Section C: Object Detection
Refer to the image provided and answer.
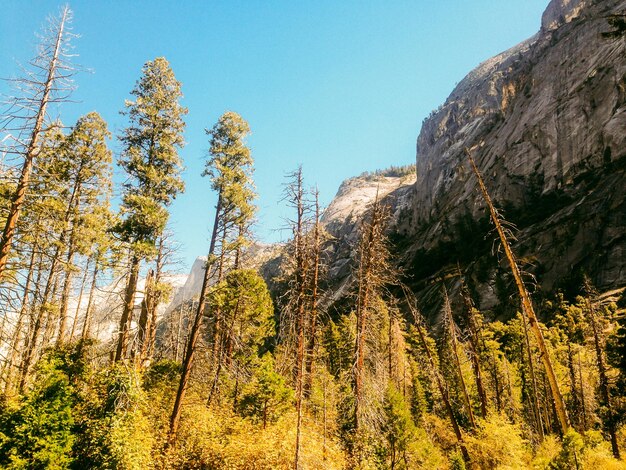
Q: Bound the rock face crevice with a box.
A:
[405,0,626,305]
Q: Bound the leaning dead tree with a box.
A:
[465,146,570,435]
[583,277,620,459]
[0,6,76,279]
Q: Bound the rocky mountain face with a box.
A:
[95,0,625,330]
[251,0,626,320]
[396,0,626,312]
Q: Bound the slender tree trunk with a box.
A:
[19,258,60,391]
[57,246,76,344]
[585,291,620,459]
[146,240,165,360]
[458,274,488,418]
[467,148,569,434]
[135,269,154,361]
[208,296,241,406]
[443,288,476,429]
[0,7,69,278]
[114,255,140,362]
[354,199,381,433]
[522,311,545,440]
[577,350,587,430]
[69,257,90,341]
[567,342,582,430]
[294,169,307,470]
[2,249,36,393]
[80,261,99,340]
[211,223,228,361]
[56,175,84,344]
[304,193,320,398]
[169,193,222,442]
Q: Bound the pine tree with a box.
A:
[114,57,186,362]
[169,111,254,442]
[52,112,113,344]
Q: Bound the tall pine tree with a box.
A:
[114,57,186,362]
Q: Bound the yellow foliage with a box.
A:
[166,402,345,469]
[465,414,529,470]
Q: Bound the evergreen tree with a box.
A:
[238,353,293,429]
[114,57,186,362]
[169,111,254,441]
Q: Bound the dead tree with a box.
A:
[466,147,570,435]
[304,189,322,398]
[354,195,389,433]
[287,167,308,470]
[0,6,76,278]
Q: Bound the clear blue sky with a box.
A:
[1,0,549,272]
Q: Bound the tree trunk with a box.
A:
[585,291,620,459]
[114,255,140,362]
[80,261,99,340]
[69,257,91,341]
[19,257,60,391]
[522,311,545,440]
[135,269,154,362]
[294,169,307,470]
[169,193,222,442]
[304,192,320,398]
[467,148,569,435]
[458,275,488,418]
[443,288,476,429]
[2,249,36,393]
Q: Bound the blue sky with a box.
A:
[1,0,548,272]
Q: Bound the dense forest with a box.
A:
[1,6,626,470]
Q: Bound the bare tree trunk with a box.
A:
[19,257,60,391]
[293,169,307,470]
[304,191,320,399]
[2,248,36,393]
[567,342,582,431]
[69,257,90,341]
[354,198,383,433]
[584,286,620,459]
[114,255,140,362]
[458,273,488,418]
[577,350,587,430]
[466,147,569,435]
[80,261,99,340]
[443,287,476,429]
[211,223,228,361]
[169,193,222,443]
[523,311,545,440]
[57,218,80,344]
[135,268,154,362]
[0,7,70,278]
